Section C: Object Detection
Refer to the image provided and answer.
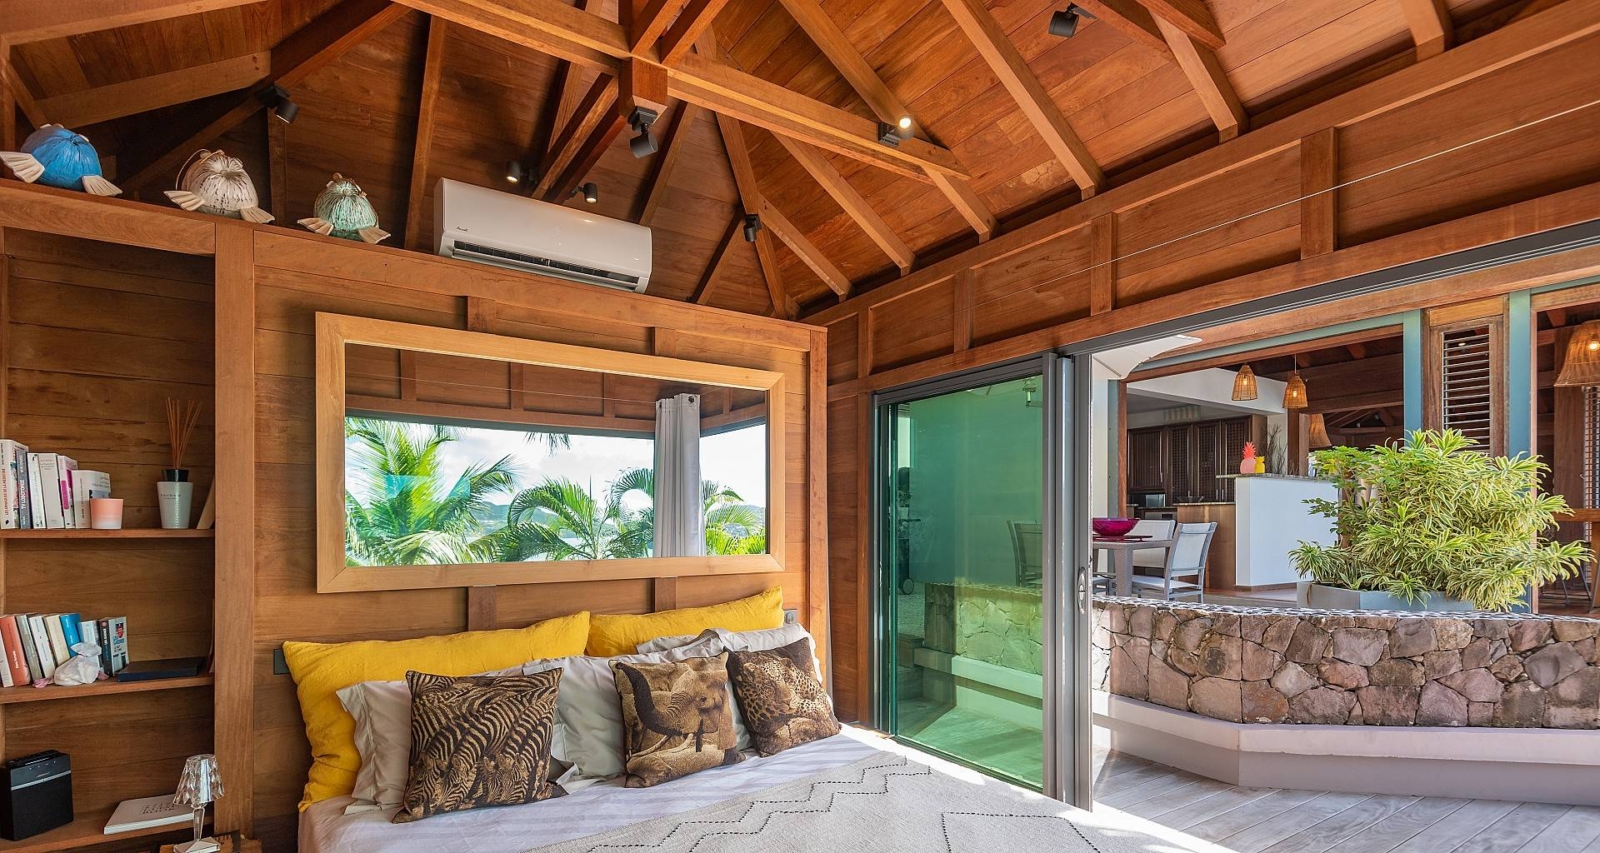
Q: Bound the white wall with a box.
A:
[1235,476,1337,585]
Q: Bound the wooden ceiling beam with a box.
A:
[692,212,741,304]
[774,134,913,274]
[525,0,594,178]
[1,47,44,134]
[37,51,269,129]
[1154,16,1245,140]
[636,101,699,225]
[937,0,1104,195]
[658,0,736,64]
[1398,0,1454,59]
[714,110,794,318]
[626,0,688,54]
[0,0,265,44]
[928,169,996,241]
[761,197,851,297]
[1070,0,1172,55]
[117,0,406,192]
[544,106,625,201]
[403,16,448,250]
[1139,0,1225,49]
[532,74,619,198]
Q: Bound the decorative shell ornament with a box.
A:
[299,173,389,243]
[165,149,273,223]
[0,124,121,196]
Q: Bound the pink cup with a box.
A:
[89,498,124,530]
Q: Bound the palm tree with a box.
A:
[607,467,767,556]
[344,417,517,565]
[472,478,641,561]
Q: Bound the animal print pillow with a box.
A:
[392,669,564,823]
[610,653,743,787]
[726,638,840,756]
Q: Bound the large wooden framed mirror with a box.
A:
[315,313,786,592]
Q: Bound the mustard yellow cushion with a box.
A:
[283,611,590,809]
[586,588,784,657]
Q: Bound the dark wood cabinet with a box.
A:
[1127,417,1256,505]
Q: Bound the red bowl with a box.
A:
[1092,517,1138,537]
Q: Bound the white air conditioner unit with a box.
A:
[433,178,652,293]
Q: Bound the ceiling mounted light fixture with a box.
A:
[1308,413,1332,449]
[1555,320,1600,386]
[628,106,660,158]
[256,83,299,123]
[877,122,903,147]
[1283,355,1309,410]
[1231,364,1258,401]
[504,160,525,184]
[1048,3,1095,37]
[742,213,762,242]
[571,182,598,204]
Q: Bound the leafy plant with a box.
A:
[1290,429,1588,611]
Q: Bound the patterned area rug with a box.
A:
[530,754,1164,853]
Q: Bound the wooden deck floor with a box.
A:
[1093,747,1600,852]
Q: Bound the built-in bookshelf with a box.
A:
[0,229,217,853]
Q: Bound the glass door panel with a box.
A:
[881,373,1045,788]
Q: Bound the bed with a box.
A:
[300,726,1225,853]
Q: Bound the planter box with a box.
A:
[1297,582,1476,612]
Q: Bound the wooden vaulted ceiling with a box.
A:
[0,0,1543,319]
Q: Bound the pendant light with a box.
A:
[1308,413,1332,448]
[1555,320,1600,386]
[1231,364,1258,401]
[1283,355,1309,409]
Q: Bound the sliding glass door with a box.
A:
[875,358,1081,796]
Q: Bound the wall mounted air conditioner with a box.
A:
[433,178,652,293]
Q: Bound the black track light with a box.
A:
[1048,3,1094,37]
[742,213,762,243]
[628,106,660,158]
[571,182,599,204]
[877,122,902,147]
[505,160,525,184]
[257,83,299,124]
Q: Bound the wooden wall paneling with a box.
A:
[0,183,215,255]
[1300,127,1338,258]
[1089,213,1115,315]
[872,284,956,371]
[971,230,1092,344]
[953,268,974,351]
[806,327,829,679]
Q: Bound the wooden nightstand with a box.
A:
[157,832,256,853]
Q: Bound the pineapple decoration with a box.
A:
[299,173,389,243]
[1239,442,1259,475]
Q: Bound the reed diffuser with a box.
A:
[159,399,203,529]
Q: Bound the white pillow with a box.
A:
[523,635,734,788]
[336,661,525,811]
[637,624,820,676]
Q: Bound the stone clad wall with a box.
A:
[1092,597,1600,728]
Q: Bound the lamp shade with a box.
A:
[1555,320,1600,387]
[174,754,223,806]
[1308,413,1332,448]
[1283,370,1308,409]
[1231,365,1258,401]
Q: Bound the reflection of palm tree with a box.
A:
[473,478,635,561]
[608,467,766,556]
[344,418,516,565]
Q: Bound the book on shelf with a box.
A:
[104,616,128,674]
[26,454,46,530]
[0,616,28,686]
[57,454,76,529]
[104,793,190,834]
[26,615,55,680]
[0,440,25,529]
[14,614,42,682]
[43,615,69,665]
[115,656,203,682]
[70,470,110,528]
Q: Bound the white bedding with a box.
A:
[300,726,1229,853]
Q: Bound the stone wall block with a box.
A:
[1440,668,1504,703]
[1473,618,1511,640]
[1319,660,1369,690]
[1243,681,1290,723]
[1433,619,1474,651]
[1152,612,1178,643]
[1198,634,1243,680]
[1213,613,1241,638]
[1290,686,1356,724]
[1262,617,1299,653]
[1271,662,1319,698]
[1110,646,1149,701]
[1424,650,1463,680]
[1468,701,1496,726]
[1331,628,1386,666]
[1173,618,1212,653]
[1524,642,1586,689]
[1286,622,1331,663]
[1241,615,1267,644]
[1494,682,1546,727]
[1491,655,1524,683]
[1129,606,1154,639]
[1242,641,1284,681]
[1417,682,1469,726]
[1553,621,1599,643]
[1355,685,1420,726]
[1369,659,1425,687]
[1509,620,1553,652]
[1148,659,1190,710]
[1462,637,1494,670]
[1191,677,1243,722]
[1388,620,1436,658]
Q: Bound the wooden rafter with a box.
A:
[1154,16,1245,140]
[937,0,1104,194]
[626,0,688,53]
[928,170,996,241]
[524,0,593,175]
[267,104,288,216]
[1,44,45,148]
[761,198,851,297]
[1398,0,1453,59]
[404,16,448,249]
[692,212,741,304]
[0,0,265,44]
[118,0,407,192]
[635,101,699,224]
[714,109,793,318]
[774,134,913,274]
[532,74,618,197]
[1069,0,1171,54]
[658,0,736,64]
[37,51,269,128]
[1140,0,1225,49]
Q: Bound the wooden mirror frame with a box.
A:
[315,313,787,593]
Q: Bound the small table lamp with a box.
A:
[172,754,223,853]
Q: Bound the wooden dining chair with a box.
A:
[1130,521,1216,602]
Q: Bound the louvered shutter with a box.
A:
[1441,326,1494,448]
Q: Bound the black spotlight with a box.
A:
[505,160,525,185]
[876,121,902,148]
[628,107,660,158]
[1048,3,1094,37]
[256,83,299,123]
[742,213,762,243]
[572,182,599,204]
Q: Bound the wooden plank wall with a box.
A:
[244,230,825,838]
[0,231,217,830]
[815,22,1600,723]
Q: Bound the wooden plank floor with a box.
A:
[1091,745,1600,852]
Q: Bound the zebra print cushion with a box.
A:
[611,653,744,788]
[727,638,840,756]
[392,669,564,823]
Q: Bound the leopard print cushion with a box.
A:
[611,653,743,788]
[726,638,840,756]
[393,669,564,823]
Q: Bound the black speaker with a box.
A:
[1,750,72,841]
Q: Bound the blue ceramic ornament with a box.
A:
[166,149,273,223]
[0,124,121,196]
[299,173,388,243]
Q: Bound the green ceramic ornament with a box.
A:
[298,173,388,243]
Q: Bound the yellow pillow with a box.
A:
[586,588,784,657]
[283,611,589,809]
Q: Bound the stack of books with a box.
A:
[0,440,111,530]
[0,614,127,686]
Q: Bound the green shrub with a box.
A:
[1290,429,1588,611]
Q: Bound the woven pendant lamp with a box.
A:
[1308,413,1332,448]
[1283,355,1309,409]
[1555,320,1600,387]
[1232,364,1258,401]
